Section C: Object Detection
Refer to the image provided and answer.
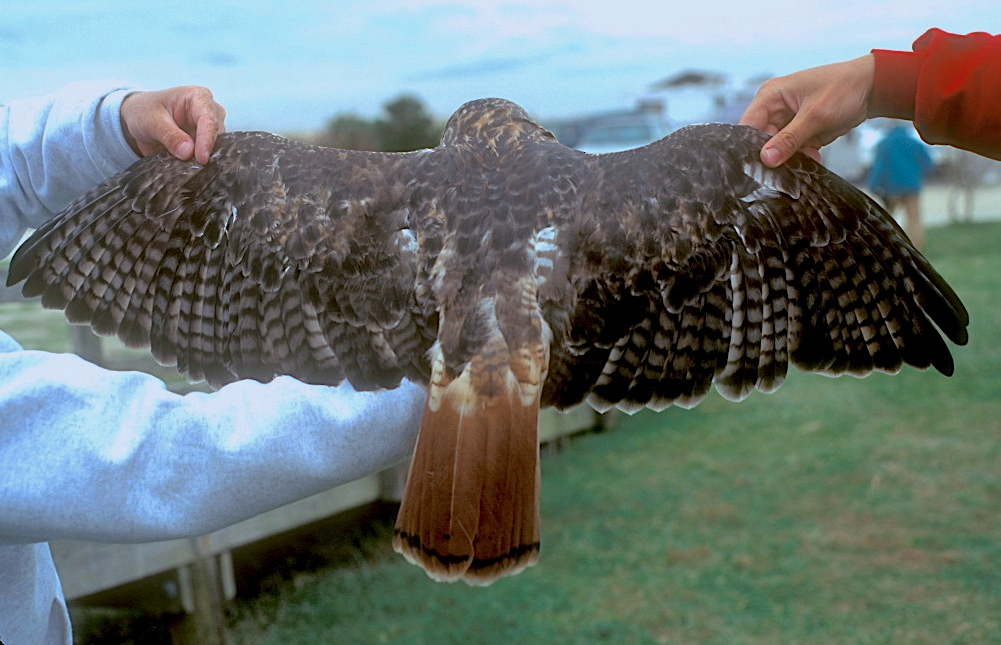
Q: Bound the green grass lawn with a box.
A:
[0,299,208,392]
[226,222,1001,645]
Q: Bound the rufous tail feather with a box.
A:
[393,330,544,585]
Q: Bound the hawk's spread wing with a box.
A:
[9,132,437,389]
[541,123,968,413]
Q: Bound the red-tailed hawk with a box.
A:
[8,98,968,585]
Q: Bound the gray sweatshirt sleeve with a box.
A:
[0,80,138,257]
[0,331,424,544]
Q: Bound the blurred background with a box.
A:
[2,1,993,131]
[6,1,999,187]
[4,1,1000,180]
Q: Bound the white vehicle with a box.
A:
[575,114,672,154]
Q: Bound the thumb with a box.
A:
[760,127,804,168]
[162,129,195,160]
[759,104,827,167]
[141,114,195,160]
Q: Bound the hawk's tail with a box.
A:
[393,328,544,585]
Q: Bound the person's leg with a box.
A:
[901,193,923,250]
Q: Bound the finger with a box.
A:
[192,108,226,165]
[193,114,220,165]
[185,92,226,165]
[737,103,769,130]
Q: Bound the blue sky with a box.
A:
[2,1,996,132]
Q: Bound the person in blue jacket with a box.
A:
[868,122,935,249]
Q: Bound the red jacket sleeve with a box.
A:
[869,28,1001,160]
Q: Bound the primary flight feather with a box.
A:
[8,98,968,585]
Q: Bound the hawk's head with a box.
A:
[440,98,556,151]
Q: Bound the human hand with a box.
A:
[739,55,875,167]
[120,86,227,165]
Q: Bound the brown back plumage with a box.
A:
[8,98,968,585]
